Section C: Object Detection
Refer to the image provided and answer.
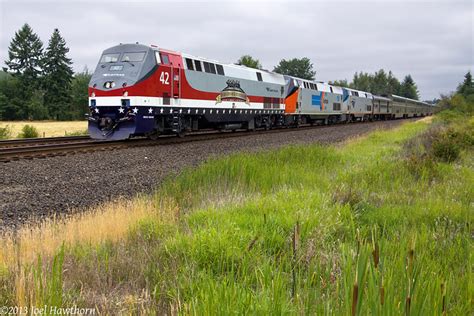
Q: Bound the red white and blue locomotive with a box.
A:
[88,43,434,140]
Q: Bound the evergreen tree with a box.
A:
[4,23,44,83]
[399,75,419,100]
[457,71,473,96]
[273,57,316,80]
[43,28,74,120]
[237,55,262,69]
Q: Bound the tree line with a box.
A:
[0,24,91,121]
[237,55,421,100]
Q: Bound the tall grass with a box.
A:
[0,115,471,314]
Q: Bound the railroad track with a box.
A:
[0,135,91,149]
[0,119,419,163]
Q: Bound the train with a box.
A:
[87,43,435,140]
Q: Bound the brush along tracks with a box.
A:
[0,119,418,163]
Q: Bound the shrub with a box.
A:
[432,133,461,162]
[0,125,11,139]
[18,124,39,138]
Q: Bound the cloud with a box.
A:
[0,0,472,99]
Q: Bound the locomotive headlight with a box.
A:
[91,92,95,97]
[111,81,116,88]
[123,91,128,97]
[104,82,111,89]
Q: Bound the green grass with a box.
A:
[1,115,472,314]
[140,118,471,314]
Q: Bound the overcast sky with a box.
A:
[0,0,472,100]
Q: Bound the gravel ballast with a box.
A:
[0,119,413,228]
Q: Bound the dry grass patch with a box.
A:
[0,121,87,138]
[0,196,173,270]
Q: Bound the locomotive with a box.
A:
[87,43,434,140]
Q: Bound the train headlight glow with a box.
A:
[104,82,111,89]
[123,91,128,97]
[91,92,95,97]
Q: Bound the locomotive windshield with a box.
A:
[121,52,146,62]
[100,53,120,63]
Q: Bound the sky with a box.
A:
[0,0,472,100]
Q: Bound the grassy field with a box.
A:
[0,111,472,314]
[0,120,87,138]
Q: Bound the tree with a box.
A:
[0,75,26,120]
[329,79,350,88]
[386,71,401,96]
[42,28,74,120]
[351,72,372,92]
[457,71,473,96]
[237,55,262,69]
[27,89,49,120]
[273,57,316,80]
[71,67,92,118]
[4,23,43,84]
[399,75,419,100]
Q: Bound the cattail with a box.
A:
[263,213,267,224]
[352,283,359,316]
[291,221,300,299]
[247,236,259,251]
[405,296,411,316]
[380,286,385,306]
[441,282,446,315]
[293,221,300,256]
[372,243,380,269]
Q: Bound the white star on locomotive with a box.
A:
[94,108,99,113]
[132,107,138,114]
[148,108,153,114]
[118,107,124,114]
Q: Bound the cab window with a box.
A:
[121,52,146,62]
[100,53,120,63]
[161,54,170,65]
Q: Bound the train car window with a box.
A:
[333,103,341,111]
[256,72,263,81]
[209,63,217,74]
[354,92,359,97]
[160,54,170,65]
[330,87,333,93]
[203,61,211,73]
[122,52,146,62]
[100,53,120,63]
[216,64,225,75]
[194,60,202,72]
[185,58,194,70]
